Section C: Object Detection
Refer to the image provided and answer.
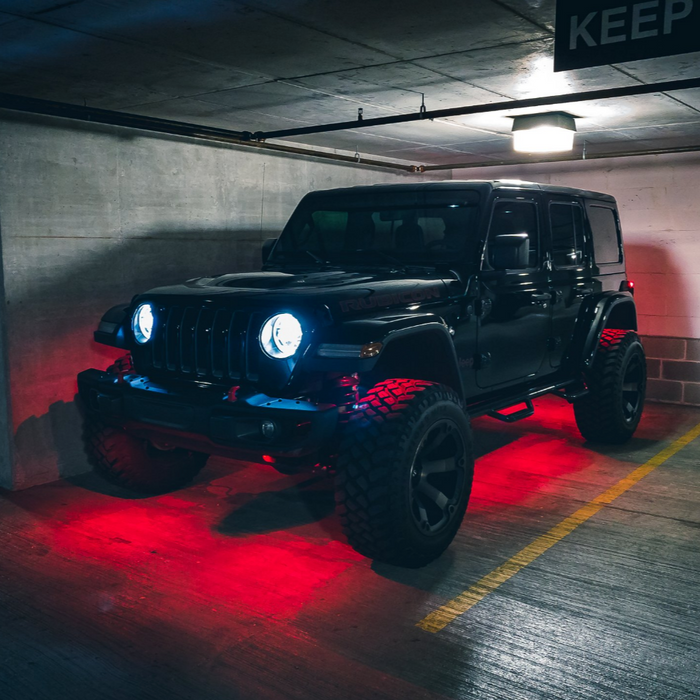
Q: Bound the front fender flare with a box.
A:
[303,314,463,399]
[94,303,131,348]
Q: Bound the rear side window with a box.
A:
[588,205,622,264]
[488,200,539,269]
[549,202,584,267]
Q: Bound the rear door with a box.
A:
[476,194,551,388]
[546,196,590,368]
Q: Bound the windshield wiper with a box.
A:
[268,250,336,269]
[302,250,329,266]
[349,251,438,274]
[349,250,408,273]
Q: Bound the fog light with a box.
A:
[261,420,278,439]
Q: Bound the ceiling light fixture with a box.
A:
[511,112,576,153]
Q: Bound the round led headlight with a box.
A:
[260,313,303,359]
[132,303,155,344]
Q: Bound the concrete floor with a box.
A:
[1,397,699,700]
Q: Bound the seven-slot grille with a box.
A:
[149,305,253,381]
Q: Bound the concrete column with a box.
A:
[0,215,14,489]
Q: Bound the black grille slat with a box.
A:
[210,309,230,379]
[179,307,197,373]
[195,308,215,376]
[228,312,248,380]
[151,306,166,369]
[146,304,248,382]
[165,306,183,371]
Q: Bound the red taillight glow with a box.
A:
[262,455,276,464]
[620,279,635,295]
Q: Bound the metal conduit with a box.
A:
[0,92,415,172]
[250,76,700,141]
[3,83,700,173]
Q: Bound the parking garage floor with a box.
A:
[1,397,699,700]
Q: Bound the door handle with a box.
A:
[572,287,593,299]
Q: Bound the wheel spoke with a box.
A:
[421,457,457,475]
[415,501,430,529]
[625,401,635,416]
[622,382,638,392]
[418,481,448,511]
[422,424,449,457]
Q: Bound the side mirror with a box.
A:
[262,238,277,265]
[489,233,529,270]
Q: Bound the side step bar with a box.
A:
[468,379,588,420]
[488,399,535,423]
[552,385,589,403]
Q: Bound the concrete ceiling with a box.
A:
[0,0,699,167]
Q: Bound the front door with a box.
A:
[476,196,551,388]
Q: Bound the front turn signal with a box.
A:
[360,342,383,359]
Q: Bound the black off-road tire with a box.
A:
[574,329,647,444]
[335,379,474,567]
[84,419,208,493]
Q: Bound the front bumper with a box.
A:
[77,369,338,460]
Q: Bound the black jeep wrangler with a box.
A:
[78,180,646,566]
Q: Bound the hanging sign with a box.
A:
[554,0,700,71]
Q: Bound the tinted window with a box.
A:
[550,203,584,267]
[273,199,481,266]
[488,200,539,269]
[588,205,621,264]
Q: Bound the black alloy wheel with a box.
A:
[409,418,468,536]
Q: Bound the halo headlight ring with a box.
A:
[260,313,303,359]
[132,303,155,345]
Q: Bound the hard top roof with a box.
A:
[304,179,616,203]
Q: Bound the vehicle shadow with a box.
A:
[4,212,280,490]
[216,473,336,537]
[213,429,522,539]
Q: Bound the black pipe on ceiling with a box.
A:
[0,92,415,172]
[3,89,700,174]
[250,76,700,141]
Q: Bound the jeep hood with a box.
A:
[137,269,455,318]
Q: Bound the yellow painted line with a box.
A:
[417,420,700,634]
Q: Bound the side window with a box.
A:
[487,200,539,270]
[549,202,584,267]
[587,205,622,264]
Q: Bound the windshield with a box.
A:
[270,192,482,268]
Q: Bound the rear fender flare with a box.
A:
[569,292,638,371]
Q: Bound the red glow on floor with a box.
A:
[6,394,679,635]
[469,398,633,509]
[42,476,363,621]
[190,540,359,618]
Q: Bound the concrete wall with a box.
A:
[452,151,700,406]
[0,112,428,489]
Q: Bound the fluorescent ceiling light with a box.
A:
[512,112,576,153]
